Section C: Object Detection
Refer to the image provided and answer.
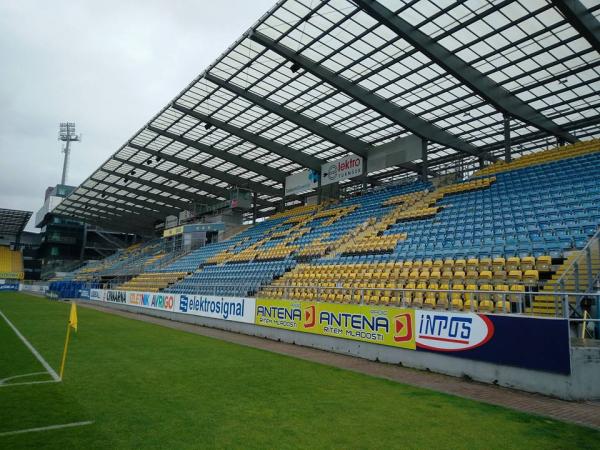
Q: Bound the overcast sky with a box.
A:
[0,0,275,231]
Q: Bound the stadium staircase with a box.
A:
[531,229,600,316]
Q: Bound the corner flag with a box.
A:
[69,302,78,332]
[60,302,78,379]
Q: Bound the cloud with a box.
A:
[0,0,274,231]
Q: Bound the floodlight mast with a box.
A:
[58,122,81,185]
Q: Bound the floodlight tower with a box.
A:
[58,122,81,185]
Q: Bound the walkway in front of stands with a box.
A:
[79,302,600,430]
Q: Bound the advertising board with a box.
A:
[175,295,255,323]
[321,155,363,186]
[255,299,415,349]
[285,169,319,196]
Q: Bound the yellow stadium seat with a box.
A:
[424,282,438,308]
[436,284,450,310]
[454,259,466,270]
[506,257,520,272]
[450,283,464,310]
[413,282,427,308]
[509,284,526,309]
[465,270,479,284]
[492,257,505,271]
[464,284,478,311]
[478,284,494,312]
[523,270,539,286]
[520,256,535,271]
[508,270,523,284]
[466,258,479,271]
[535,255,552,271]
[478,257,492,272]
[404,281,416,305]
[492,270,507,284]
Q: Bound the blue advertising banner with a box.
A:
[0,283,19,291]
[415,311,571,375]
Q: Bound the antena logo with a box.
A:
[393,313,413,342]
[304,305,316,328]
[416,311,494,352]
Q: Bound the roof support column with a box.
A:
[421,139,429,181]
[478,156,485,170]
[503,114,512,163]
[556,137,566,147]
[252,192,258,225]
[281,179,286,213]
[79,223,88,261]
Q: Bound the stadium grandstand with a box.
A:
[0,208,30,282]
[28,0,600,399]
[48,0,600,312]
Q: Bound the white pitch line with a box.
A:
[0,371,48,385]
[0,420,94,437]
[0,310,60,382]
[0,379,60,388]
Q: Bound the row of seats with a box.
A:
[118,272,186,292]
[0,246,24,280]
[169,260,295,296]
[475,139,600,176]
[261,282,526,313]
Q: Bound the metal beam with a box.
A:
[112,156,274,207]
[113,156,229,201]
[171,103,324,171]
[127,142,283,198]
[63,197,164,222]
[553,0,600,55]
[78,186,181,217]
[249,30,497,163]
[355,0,578,144]
[205,73,369,157]
[204,73,438,177]
[54,207,153,233]
[92,172,216,209]
[146,125,286,183]
[372,113,600,182]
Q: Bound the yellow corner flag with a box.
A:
[60,302,78,379]
[69,302,78,332]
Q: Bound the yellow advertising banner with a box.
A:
[163,225,184,238]
[255,298,415,350]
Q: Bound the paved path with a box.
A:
[79,302,600,430]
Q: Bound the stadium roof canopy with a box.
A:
[54,0,600,233]
[0,208,32,238]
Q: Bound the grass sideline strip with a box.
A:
[1,292,599,449]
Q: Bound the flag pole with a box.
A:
[60,302,78,380]
[59,322,72,380]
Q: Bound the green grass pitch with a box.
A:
[0,292,598,449]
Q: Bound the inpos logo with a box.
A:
[416,311,494,351]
